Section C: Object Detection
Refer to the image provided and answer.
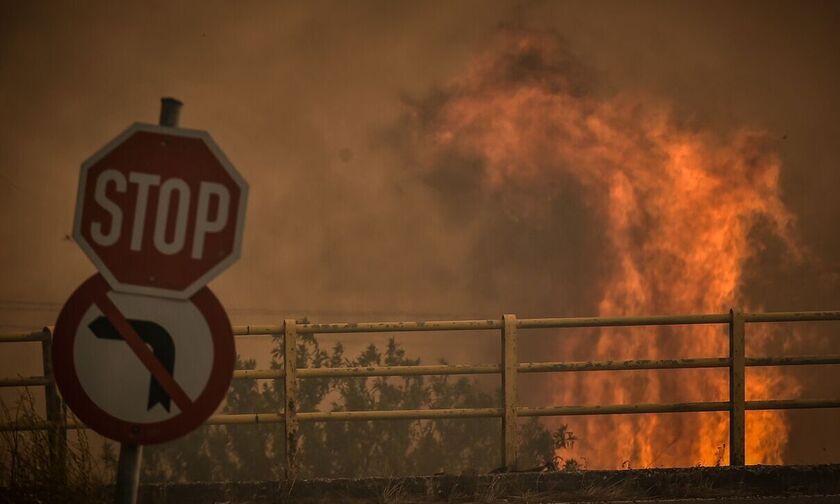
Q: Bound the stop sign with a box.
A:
[73,123,248,299]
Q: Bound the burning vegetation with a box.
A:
[420,30,803,467]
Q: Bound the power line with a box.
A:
[0,299,475,320]
[0,300,62,312]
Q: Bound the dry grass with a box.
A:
[0,390,108,504]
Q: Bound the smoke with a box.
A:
[1,1,839,467]
[405,28,804,467]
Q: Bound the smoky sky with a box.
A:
[1,1,839,465]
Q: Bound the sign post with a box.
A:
[115,98,177,504]
[53,97,247,504]
[114,443,141,504]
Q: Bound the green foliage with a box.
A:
[137,356,279,482]
[135,335,568,482]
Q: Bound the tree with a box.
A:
[135,335,566,481]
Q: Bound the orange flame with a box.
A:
[431,32,801,467]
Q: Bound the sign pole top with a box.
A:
[159,97,183,128]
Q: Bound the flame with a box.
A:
[429,32,801,467]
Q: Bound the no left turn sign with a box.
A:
[52,274,235,444]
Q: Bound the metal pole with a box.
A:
[158,97,182,128]
[114,443,142,504]
[41,327,66,481]
[283,319,299,480]
[114,96,182,504]
[729,309,746,466]
[501,314,518,470]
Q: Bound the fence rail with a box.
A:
[2,310,840,478]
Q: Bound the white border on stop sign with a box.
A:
[73,123,249,300]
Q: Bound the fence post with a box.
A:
[283,319,299,480]
[502,314,518,470]
[729,309,746,466]
[40,327,66,478]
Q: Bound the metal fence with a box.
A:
[2,309,840,479]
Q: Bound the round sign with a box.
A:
[73,123,248,299]
[53,274,235,444]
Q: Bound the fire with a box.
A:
[428,31,801,467]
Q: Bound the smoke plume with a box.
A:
[407,29,806,467]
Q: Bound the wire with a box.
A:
[0,299,471,317]
[0,299,475,320]
[0,300,63,312]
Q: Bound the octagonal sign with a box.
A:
[74,123,248,299]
